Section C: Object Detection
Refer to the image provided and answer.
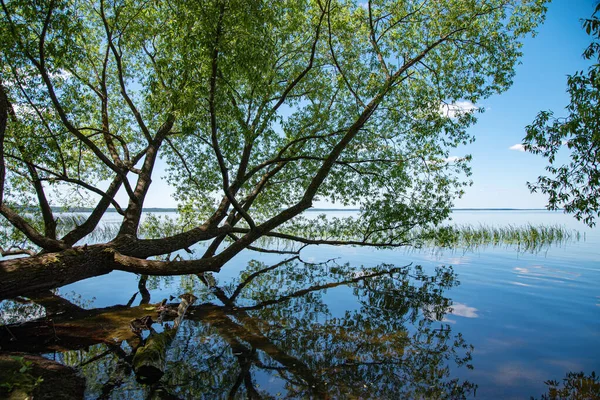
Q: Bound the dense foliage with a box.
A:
[0,0,547,295]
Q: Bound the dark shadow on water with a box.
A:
[1,258,477,399]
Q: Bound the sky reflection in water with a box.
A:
[1,210,599,399]
[2,259,475,399]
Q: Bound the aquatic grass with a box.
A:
[77,223,120,244]
[417,224,579,253]
[65,211,580,256]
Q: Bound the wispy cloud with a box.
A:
[511,141,567,152]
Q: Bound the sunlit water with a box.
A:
[1,210,598,399]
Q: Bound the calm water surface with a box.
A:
[1,210,598,399]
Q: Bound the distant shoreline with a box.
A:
[53,207,558,213]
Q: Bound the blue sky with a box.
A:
[453,0,596,208]
[140,0,596,209]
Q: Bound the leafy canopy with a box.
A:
[0,0,547,262]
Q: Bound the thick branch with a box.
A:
[0,246,113,299]
[118,115,174,236]
[112,223,232,259]
[0,243,228,299]
[0,205,66,252]
[112,252,221,276]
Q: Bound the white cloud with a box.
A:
[509,143,526,152]
[511,141,567,152]
[440,100,478,119]
[449,302,479,318]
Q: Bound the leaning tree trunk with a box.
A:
[0,242,223,300]
[0,246,115,300]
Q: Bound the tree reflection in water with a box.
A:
[0,258,476,399]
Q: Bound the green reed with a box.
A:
[417,224,580,253]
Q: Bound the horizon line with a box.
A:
[57,207,558,212]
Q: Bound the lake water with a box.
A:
[1,210,599,399]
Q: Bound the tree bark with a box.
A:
[0,245,221,300]
[0,246,114,300]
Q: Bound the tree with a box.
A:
[524,4,600,227]
[0,0,547,299]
